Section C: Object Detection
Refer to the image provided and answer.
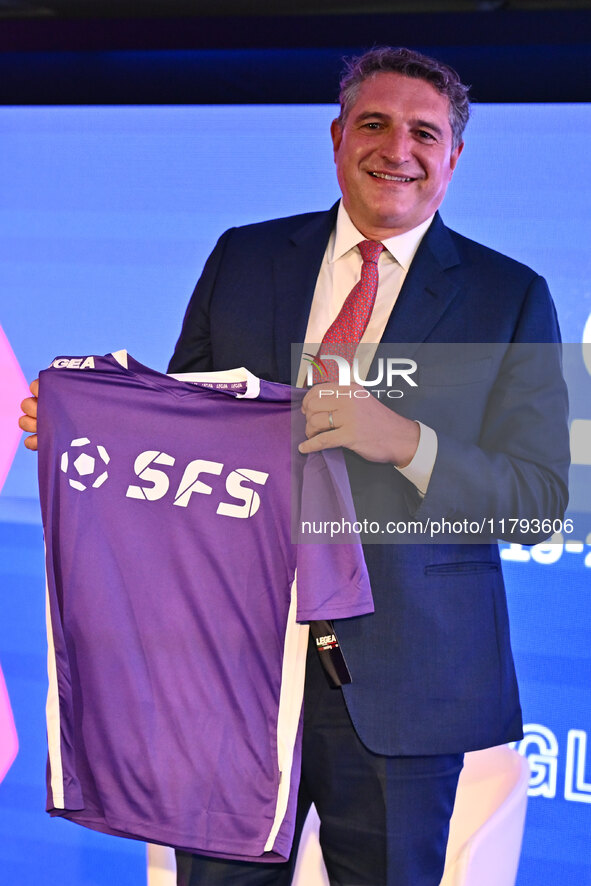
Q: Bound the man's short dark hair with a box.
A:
[337,47,471,150]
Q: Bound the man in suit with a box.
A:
[21,46,569,886]
[166,46,568,886]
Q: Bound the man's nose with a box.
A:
[379,128,411,164]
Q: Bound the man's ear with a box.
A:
[330,118,343,158]
[449,140,464,175]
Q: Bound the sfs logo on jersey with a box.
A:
[61,438,110,491]
[126,451,268,519]
[60,440,268,519]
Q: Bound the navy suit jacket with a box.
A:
[169,205,569,756]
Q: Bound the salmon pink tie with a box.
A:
[315,240,384,384]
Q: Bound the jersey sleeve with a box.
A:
[294,448,373,622]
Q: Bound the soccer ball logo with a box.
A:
[60,437,110,492]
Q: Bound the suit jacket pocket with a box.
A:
[424,561,500,575]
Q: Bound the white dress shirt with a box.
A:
[298,201,437,495]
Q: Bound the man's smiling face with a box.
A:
[331,71,463,240]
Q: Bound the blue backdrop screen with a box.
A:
[0,103,590,885]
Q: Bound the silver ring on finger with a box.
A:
[328,411,335,430]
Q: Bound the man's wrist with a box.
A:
[392,419,421,469]
[395,422,438,496]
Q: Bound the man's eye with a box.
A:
[417,129,436,141]
[362,121,382,130]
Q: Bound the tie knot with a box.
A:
[358,239,384,264]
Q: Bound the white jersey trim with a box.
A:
[169,367,260,398]
[111,349,128,369]
[45,547,65,809]
[264,572,309,852]
[112,349,262,398]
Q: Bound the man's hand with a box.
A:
[299,383,420,466]
[19,379,39,451]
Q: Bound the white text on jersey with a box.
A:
[125,450,269,519]
[51,357,95,370]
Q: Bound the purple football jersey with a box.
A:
[38,352,372,862]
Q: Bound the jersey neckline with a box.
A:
[108,350,262,399]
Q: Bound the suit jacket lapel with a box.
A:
[272,203,339,383]
[380,213,462,353]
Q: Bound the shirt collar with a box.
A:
[331,201,435,272]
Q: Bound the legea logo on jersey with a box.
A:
[51,357,95,370]
[60,438,110,491]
